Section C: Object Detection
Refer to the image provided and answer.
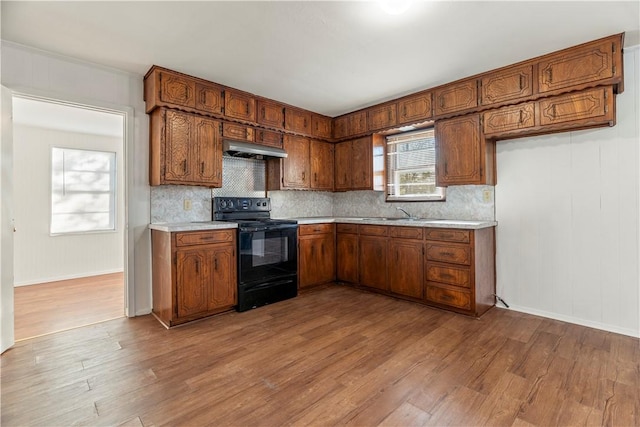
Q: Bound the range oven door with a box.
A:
[238,225,298,286]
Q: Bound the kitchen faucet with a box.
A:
[396,207,414,218]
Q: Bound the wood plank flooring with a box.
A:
[1,285,638,426]
[13,272,124,340]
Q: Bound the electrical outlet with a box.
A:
[183,199,192,211]
[483,190,492,203]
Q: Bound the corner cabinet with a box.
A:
[267,136,334,191]
[149,108,222,187]
[151,229,237,327]
[298,224,336,289]
[435,114,495,186]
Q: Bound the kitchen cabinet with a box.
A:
[388,227,424,299]
[358,225,388,291]
[298,224,335,289]
[151,229,237,327]
[483,86,615,139]
[222,122,254,142]
[332,111,367,140]
[149,108,222,187]
[310,140,334,190]
[435,113,495,186]
[311,114,332,140]
[144,68,196,113]
[434,78,478,117]
[255,129,283,148]
[336,223,358,284]
[257,99,285,130]
[225,88,256,122]
[195,82,225,115]
[281,134,310,189]
[424,227,494,317]
[367,103,397,131]
[334,136,379,191]
[285,107,312,135]
[480,65,533,106]
[537,38,619,94]
[397,91,433,125]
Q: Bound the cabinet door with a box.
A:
[176,248,209,317]
[539,86,613,127]
[351,137,372,190]
[285,108,312,135]
[367,103,397,131]
[164,110,194,183]
[310,140,334,190]
[257,100,285,130]
[222,122,254,142]
[195,82,224,114]
[388,239,424,299]
[538,40,615,94]
[480,65,533,106]
[316,234,336,285]
[436,114,486,186]
[159,71,196,108]
[398,92,433,125]
[483,103,535,136]
[311,114,332,140]
[434,79,478,116]
[298,238,316,288]
[333,116,349,140]
[336,232,358,283]
[349,111,367,136]
[225,89,256,122]
[334,142,351,191]
[255,129,283,148]
[282,135,310,188]
[194,117,222,186]
[359,236,387,290]
[208,245,237,309]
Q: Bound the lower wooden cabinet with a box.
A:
[151,229,237,327]
[358,225,388,291]
[298,224,336,289]
[388,227,424,299]
[336,224,359,284]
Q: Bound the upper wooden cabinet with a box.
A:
[480,65,533,106]
[222,122,254,142]
[195,82,224,115]
[255,128,283,148]
[334,136,375,191]
[281,134,310,189]
[225,89,256,122]
[267,135,334,191]
[310,140,334,191]
[434,79,478,117]
[333,111,367,140]
[149,108,222,187]
[537,38,620,94]
[367,103,397,132]
[257,99,285,130]
[311,114,332,139]
[398,92,433,125]
[145,68,195,113]
[435,114,495,186]
[285,107,312,135]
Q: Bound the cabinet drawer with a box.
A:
[299,223,334,235]
[389,226,423,240]
[255,129,283,148]
[426,264,471,288]
[222,122,254,142]
[483,102,535,136]
[337,223,358,234]
[425,228,471,243]
[358,225,388,236]
[426,284,471,310]
[426,243,471,265]
[175,230,234,247]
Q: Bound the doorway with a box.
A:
[11,96,127,340]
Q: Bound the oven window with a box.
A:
[252,233,289,267]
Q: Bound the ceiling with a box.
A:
[2,1,639,117]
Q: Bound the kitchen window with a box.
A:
[50,147,117,234]
[386,128,445,201]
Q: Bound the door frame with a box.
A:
[9,88,135,318]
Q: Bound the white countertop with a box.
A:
[149,221,238,232]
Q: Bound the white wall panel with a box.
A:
[496,48,639,337]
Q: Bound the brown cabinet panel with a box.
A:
[164,110,193,183]
[333,116,349,140]
[176,229,234,247]
[257,99,285,129]
[481,65,533,106]
[389,226,423,240]
[367,103,397,131]
[285,108,312,135]
[176,248,210,318]
[299,223,334,236]
[208,246,236,309]
[426,264,471,288]
[282,135,310,189]
[538,40,615,94]
[359,225,388,237]
[388,239,424,299]
[483,102,535,136]
[310,140,334,190]
[426,284,471,311]
[194,117,222,186]
[349,111,368,135]
[159,71,196,109]
[222,122,254,142]
[359,236,387,291]
[225,89,256,122]
[299,225,335,289]
[434,79,478,116]
[255,129,283,148]
[334,141,351,191]
[337,223,358,234]
[425,228,471,244]
[426,243,471,265]
[312,114,332,139]
[336,232,358,284]
[398,92,433,125]
[195,82,224,115]
[539,86,613,126]
[351,137,373,190]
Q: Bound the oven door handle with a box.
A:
[241,225,297,232]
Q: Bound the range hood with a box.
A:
[223,139,288,158]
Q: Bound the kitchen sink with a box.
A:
[361,217,426,221]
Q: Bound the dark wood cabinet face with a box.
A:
[398,92,433,124]
[164,110,193,183]
[388,239,424,299]
[176,248,210,318]
[539,86,613,126]
[298,225,335,288]
[195,82,224,114]
[435,114,485,186]
[159,72,196,108]
[367,103,397,131]
[351,137,372,190]
[195,117,222,186]
[312,115,332,139]
[359,236,387,290]
[282,135,310,188]
[257,100,285,129]
[434,80,478,116]
[222,122,254,142]
[310,140,334,190]
[334,142,351,191]
[285,108,312,134]
[208,246,236,309]
[483,103,535,136]
[336,232,358,283]
[225,89,256,122]
[481,65,533,105]
[255,129,283,148]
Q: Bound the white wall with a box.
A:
[1,41,152,315]
[13,124,124,285]
[495,47,640,337]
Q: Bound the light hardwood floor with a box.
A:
[1,285,638,426]
[14,272,124,340]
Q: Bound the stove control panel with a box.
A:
[213,197,271,213]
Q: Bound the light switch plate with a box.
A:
[483,190,492,203]
[183,199,192,211]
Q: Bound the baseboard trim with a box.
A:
[14,269,124,287]
[504,304,639,338]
